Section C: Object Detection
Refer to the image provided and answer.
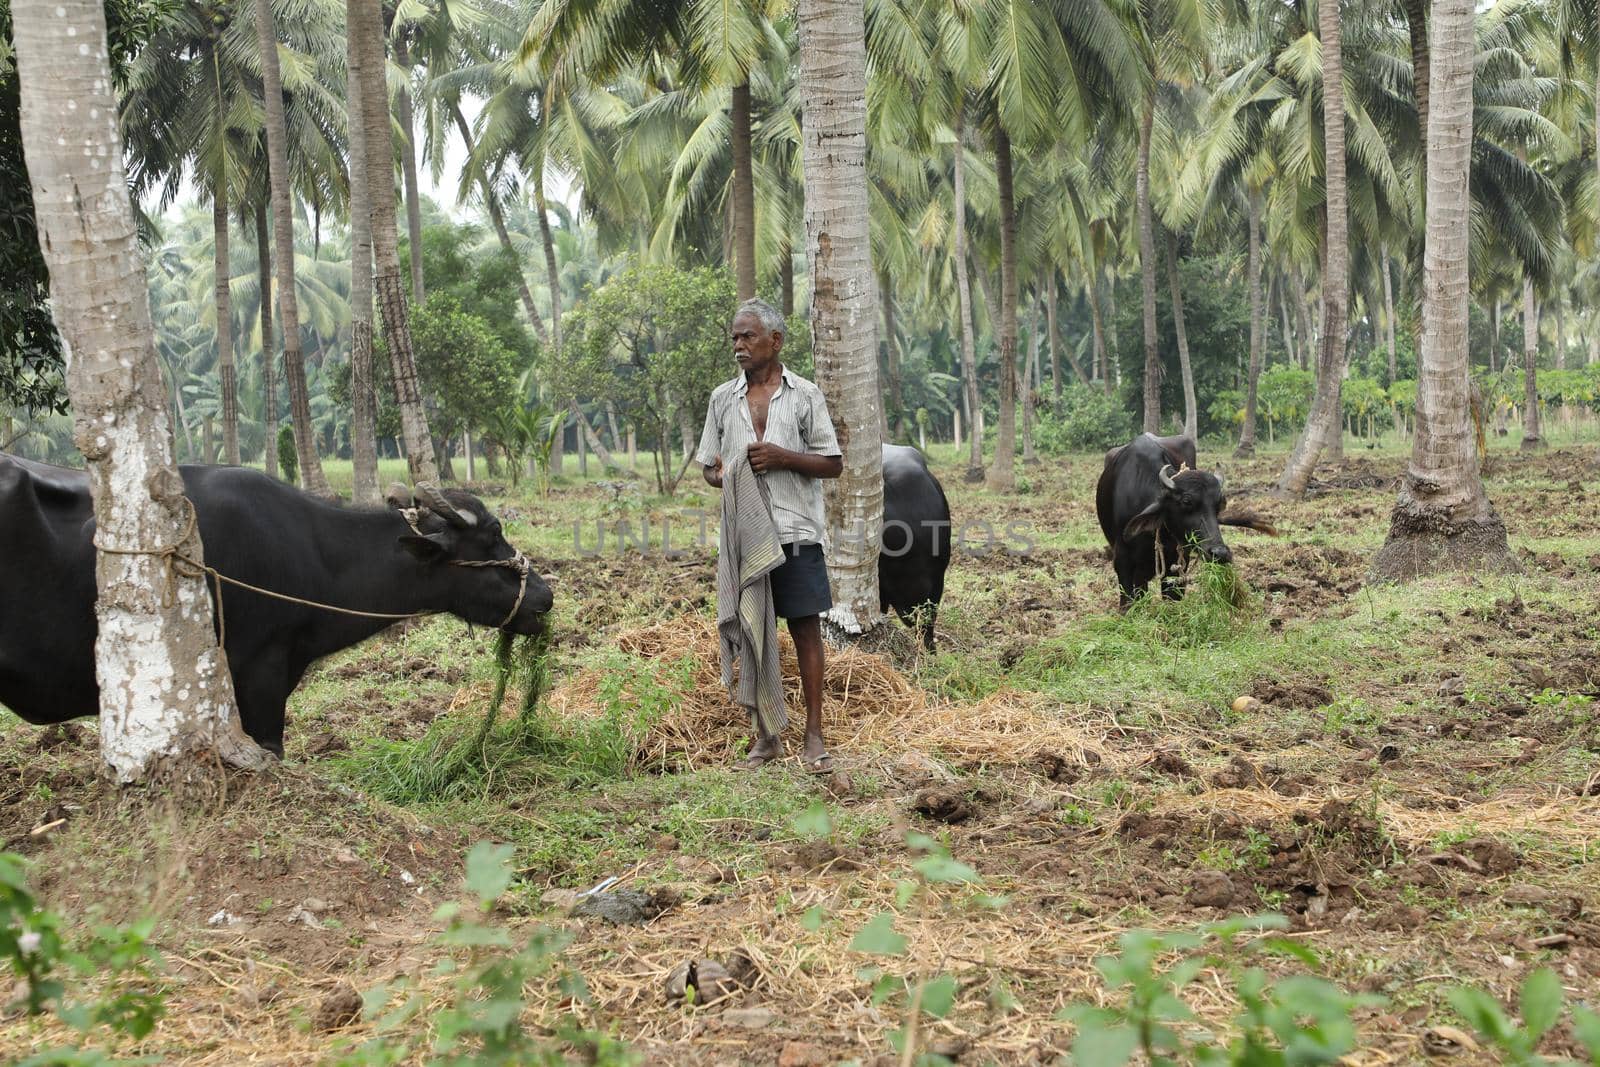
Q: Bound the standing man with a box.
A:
[698,298,843,772]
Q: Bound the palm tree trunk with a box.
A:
[1047,271,1062,398]
[255,0,329,496]
[985,120,1018,492]
[1165,231,1197,441]
[1279,274,1297,369]
[1374,0,1515,579]
[1276,0,1350,497]
[1405,0,1429,159]
[13,0,269,779]
[952,103,983,481]
[1237,188,1264,456]
[1492,296,1501,372]
[880,267,903,438]
[351,0,436,482]
[1021,295,1038,464]
[798,0,882,632]
[347,2,379,504]
[1555,286,1566,370]
[1091,273,1111,394]
[1137,95,1160,433]
[1521,276,1543,449]
[393,36,425,306]
[1382,240,1397,384]
[255,203,278,480]
[780,240,795,317]
[214,175,240,466]
[731,80,758,301]
[534,167,562,352]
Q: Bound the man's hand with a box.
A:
[746,441,789,474]
[703,458,724,488]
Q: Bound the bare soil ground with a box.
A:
[3,442,1599,1065]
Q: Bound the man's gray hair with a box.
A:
[735,298,785,337]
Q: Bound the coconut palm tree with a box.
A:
[254,0,332,495]
[351,0,437,480]
[13,0,270,779]
[1373,0,1517,579]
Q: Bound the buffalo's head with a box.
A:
[1123,465,1275,565]
[386,483,554,633]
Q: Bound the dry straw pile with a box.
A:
[543,614,1125,773]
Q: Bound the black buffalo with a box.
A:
[879,443,952,649]
[1095,433,1272,606]
[0,454,552,755]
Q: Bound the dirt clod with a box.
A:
[1186,869,1236,909]
[1464,838,1520,876]
[314,984,363,1032]
[1150,749,1194,777]
[912,785,975,824]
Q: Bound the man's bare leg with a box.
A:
[789,614,829,770]
[734,727,782,770]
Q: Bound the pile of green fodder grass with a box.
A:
[1123,560,1258,647]
[342,628,558,804]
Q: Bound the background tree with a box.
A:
[1373,0,1519,579]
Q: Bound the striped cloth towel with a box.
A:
[716,450,787,740]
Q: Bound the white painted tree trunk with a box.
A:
[1373,0,1515,579]
[14,0,270,781]
[798,0,882,634]
[1521,275,1543,449]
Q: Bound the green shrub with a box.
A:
[277,424,298,484]
[1035,384,1134,453]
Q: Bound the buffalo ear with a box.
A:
[386,482,415,510]
[399,531,450,561]
[1220,512,1279,536]
[1122,499,1164,540]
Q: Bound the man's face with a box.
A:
[731,311,783,373]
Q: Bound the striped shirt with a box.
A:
[715,450,788,740]
[696,366,842,545]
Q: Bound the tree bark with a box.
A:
[1237,189,1264,456]
[731,80,758,301]
[351,0,436,482]
[798,0,882,632]
[214,171,240,467]
[255,203,278,480]
[952,103,983,481]
[14,0,270,780]
[1279,273,1297,369]
[1406,0,1429,161]
[1521,275,1543,449]
[1166,231,1198,441]
[393,36,425,306]
[1276,0,1350,499]
[985,120,1017,492]
[534,167,563,352]
[1021,295,1038,464]
[780,241,795,317]
[347,0,379,504]
[880,267,903,438]
[255,0,329,496]
[1047,271,1062,398]
[1382,241,1398,384]
[1492,296,1501,372]
[1554,285,1566,370]
[1374,0,1516,579]
[1137,95,1160,433]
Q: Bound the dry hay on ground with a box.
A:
[542,615,1128,772]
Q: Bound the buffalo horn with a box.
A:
[1214,471,1225,492]
[1158,464,1177,490]
[416,482,477,527]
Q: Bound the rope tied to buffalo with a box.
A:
[93,496,534,652]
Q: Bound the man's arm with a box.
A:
[746,443,841,478]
